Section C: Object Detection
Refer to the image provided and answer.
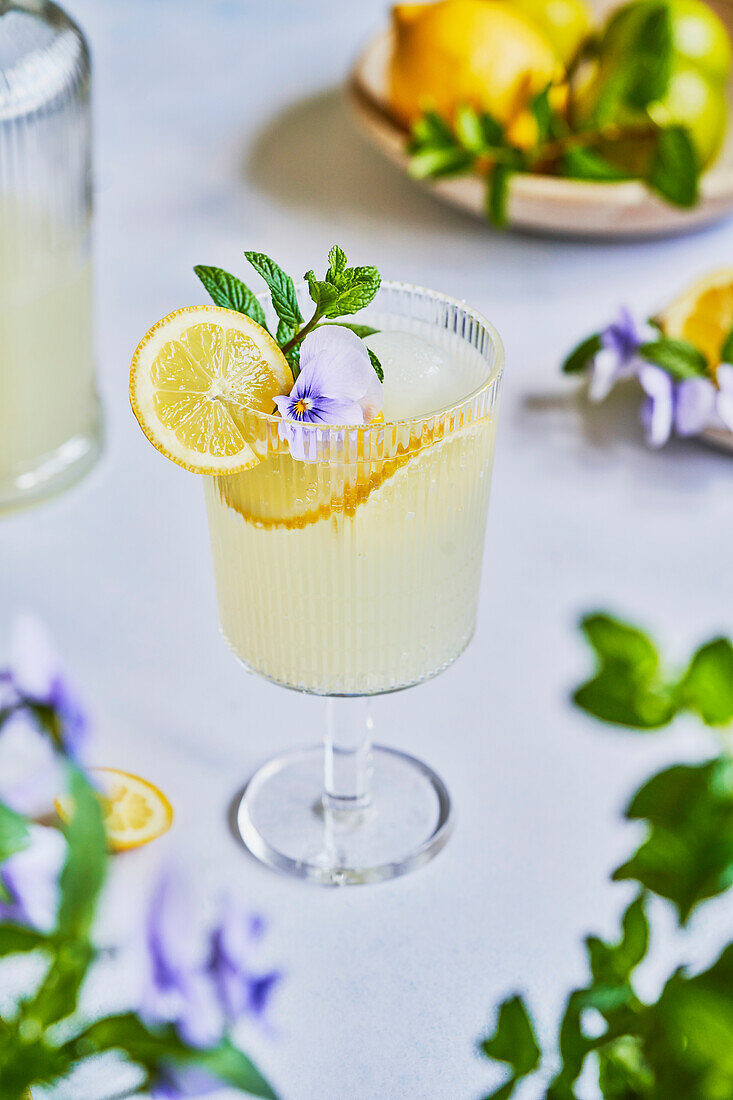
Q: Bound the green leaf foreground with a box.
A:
[480,615,733,1098]
[194,246,382,383]
[405,3,702,226]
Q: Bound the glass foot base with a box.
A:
[237,745,453,885]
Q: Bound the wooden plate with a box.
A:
[348,16,733,239]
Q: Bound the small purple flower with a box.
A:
[9,613,89,764]
[0,825,66,931]
[152,1066,222,1099]
[715,363,733,431]
[274,327,382,461]
[590,307,644,402]
[674,377,717,437]
[0,709,63,817]
[140,870,279,1050]
[639,364,674,448]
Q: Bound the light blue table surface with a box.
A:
[1,1,732,1097]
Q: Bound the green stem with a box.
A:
[281,308,323,355]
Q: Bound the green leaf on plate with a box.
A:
[562,333,603,374]
[586,894,649,987]
[639,336,708,379]
[480,994,541,1098]
[648,126,699,209]
[560,148,631,181]
[487,164,512,227]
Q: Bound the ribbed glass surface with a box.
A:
[0,1,100,508]
[204,283,504,696]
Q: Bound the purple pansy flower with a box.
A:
[589,307,644,402]
[274,327,382,461]
[0,825,66,931]
[9,613,89,764]
[140,869,280,1050]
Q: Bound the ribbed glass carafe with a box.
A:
[0,1,101,509]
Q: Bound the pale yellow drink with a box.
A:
[204,323,500,695]
[0,202,99,506]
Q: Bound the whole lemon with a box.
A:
[391,0,565,141]
[574,58,727,169]
[506,0,593,64]
[602,0,731,83]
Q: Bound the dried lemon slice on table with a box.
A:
[657,269,733,370]
[130,305,291,474]
[56,768,173,852]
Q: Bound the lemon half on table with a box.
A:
[657,268,733,369]
[130,305,291,475]
[56,768,174,852]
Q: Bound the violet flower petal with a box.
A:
[0,825,66,931]
[152,1066,222,1099]
[716,363,733,431]
[300,326,381,414]
[675,377,717,436]
[0,710,64,817]
[638,364,674,448]
[589,348,623,402]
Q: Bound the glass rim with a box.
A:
[252,279,505,432]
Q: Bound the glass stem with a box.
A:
[323,697,373,811]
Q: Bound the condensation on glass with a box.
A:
[0,1,101,510]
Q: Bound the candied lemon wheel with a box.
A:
[658,269,733,370]
[130,305,292,474]
[56,768,174,852]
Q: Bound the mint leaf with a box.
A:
[409,146,474,179]
[586,894,649,986]
[75,1015,277,1099]
[193,265,267,329]
[639,337,708,379]
[410,111,455,149]
[625,3,672,109]
[679,638,733,726]
[305,270,339,314]
[244,252,303,330]
[324,267,381,318]
[0,925,48,956]
[479,111,505,146]
[613,756,733,923]
[562,333,602,374]
[56,766,106,940]
[455,105,486,152]
[648,126,699,208]
[560,148,631,181]
[581,613,660,675]
[721,322,733,363]
[487,164,512,227]
[0,801,29,867]
[530,85,554,143]
[323,322,379,339]
[326,245,348,283]
[367,348,384,383]
[574,613,676,729]
[480,995,541,1097]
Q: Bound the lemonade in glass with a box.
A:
[131,257,503,883]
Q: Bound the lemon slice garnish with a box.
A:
[130,305,291,474]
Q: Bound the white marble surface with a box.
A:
[2,1,733,1097]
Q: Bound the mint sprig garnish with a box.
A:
[194,246,382,382]
[479,614,733,1099]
